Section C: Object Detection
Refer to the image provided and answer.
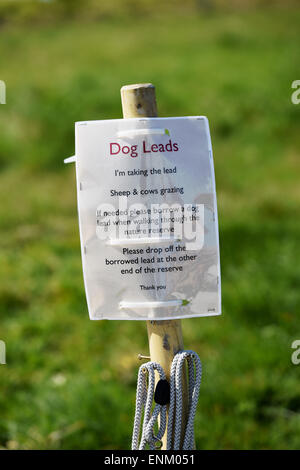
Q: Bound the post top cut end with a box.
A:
[121,83,155,91]
[121,83,158,118]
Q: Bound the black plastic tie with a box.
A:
[154,379,170,405]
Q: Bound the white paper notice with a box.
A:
[73,116,221,320]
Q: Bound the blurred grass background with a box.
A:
[0,0,300,450]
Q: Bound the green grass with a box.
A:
[0,7,300,449]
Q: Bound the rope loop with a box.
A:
[167,350,202,450]
[131,350,202,450]
[131,361,167,450]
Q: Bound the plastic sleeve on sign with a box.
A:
[64,155,76,164]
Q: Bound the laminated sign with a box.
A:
[67,116,221,320]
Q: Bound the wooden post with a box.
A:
[120,83,189,449]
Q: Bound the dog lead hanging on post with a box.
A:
[132,350,202,450]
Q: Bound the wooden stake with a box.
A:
[120,83,189,449]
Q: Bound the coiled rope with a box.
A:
[132,350,202,450]
[132,362,167,450]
